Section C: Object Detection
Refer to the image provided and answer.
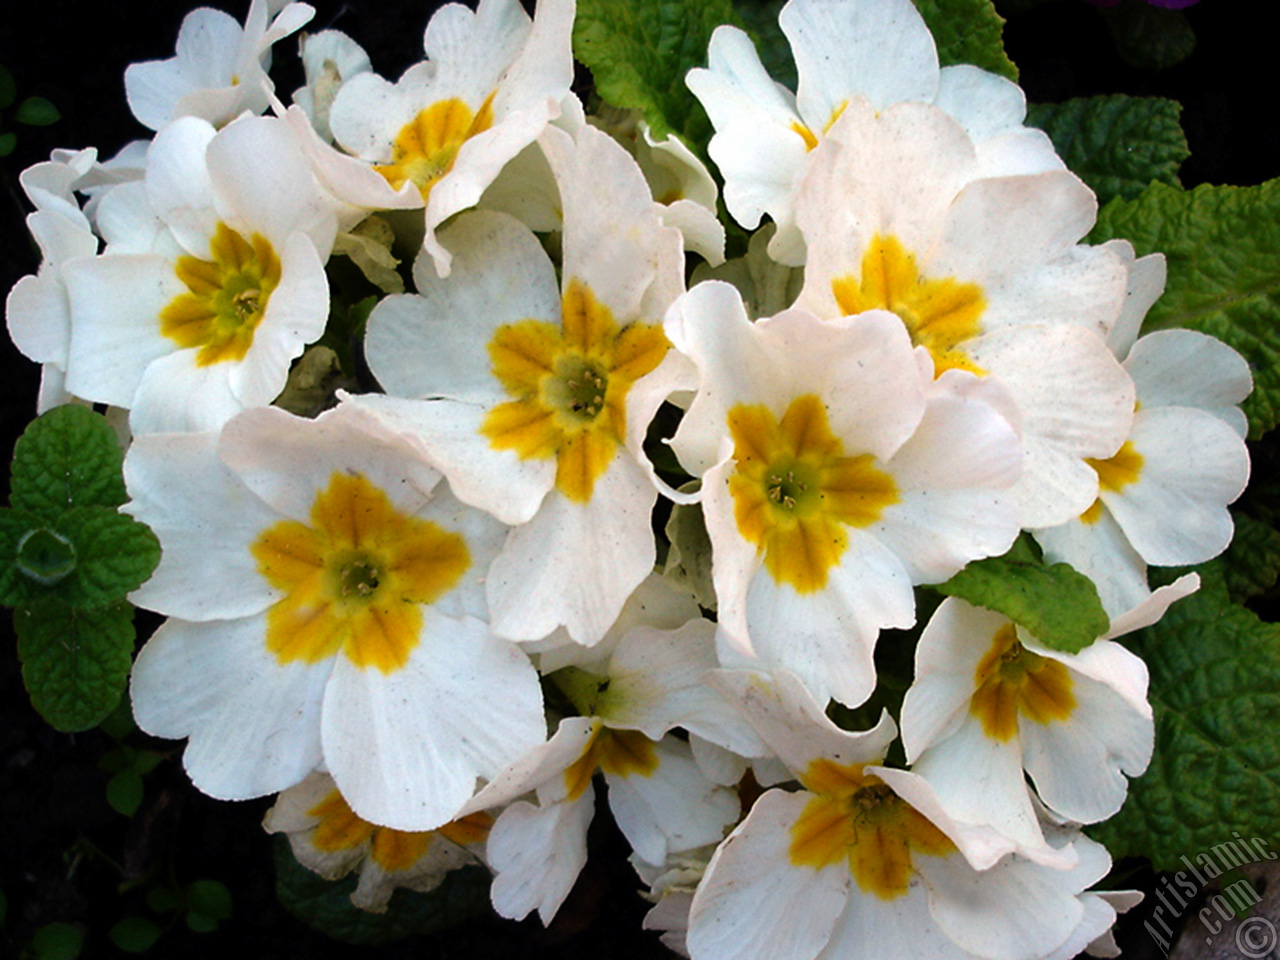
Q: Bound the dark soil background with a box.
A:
[1,1,1276,958]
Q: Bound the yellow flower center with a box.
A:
[251,471,470,673]
[727,393,898,593]
[375,95,495,200]
[1080,440,1145,524]
[562,723,660,802]
[159,221,282,366]
[307,788,493,872]
[832,234,986,376]
[480,279,671,503]
[969,624,1076,741]
[789,759,955,898]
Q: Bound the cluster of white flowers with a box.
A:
[5,0,1253,956]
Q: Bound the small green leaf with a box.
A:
[274,837,490,945]
[10,405,127,518]
[934,536,1109,652]
[0,132,15,158]
[0,65,15,109]
[99,699,137,739]
[1220,513,1280,603]
[15,527,77,586]
[146,887,181,914]
[1101,1,1195,72]
[186,880,233,923]
[133,750,164,775]
[575,0,741,145]
[54,508,160,608]
[29,923,83,960]
[106,770,144,817]
[15,601,135,732]
[15,96,59,127]
[1091,179,1280,439]
[108,917,161,954]
[0,886,7,925]
[913,0,1017,81]
[1026,96,1187,205]
[1088,564,1280,869]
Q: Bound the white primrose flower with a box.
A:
[264,770,493,912]
[61,114,338,434]
[898,588,1203,858]
[687,669,1112,960]
[450,610,756,925]
[6,148,101,411]
[349,123,688,645]
[666,280,1022,707]
[125,0,315,131]
[322,0,575,274]
[125,403,546,831]
[685,0,1063,264]
[793,98,1137,528]
[292,30,373,144]
[1034,249,1252,616]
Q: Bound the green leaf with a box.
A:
[273,837,490,946]
[15,95,59,127]
[15,601,135,732]
[1100,1,1195,72]
[108,917,161,954]
[53,508,160,608]
[0,65,15,110]
[0,132,15,158]
[913,0,1017,81]
[0,508,48,605]
[1088,564,1280,869]
[574,0,741,145]
[106,770,144,817]
[186,880,233,923]
[145,887,181,915]
[1220,513,1280,604]
[1091,179,1280,439]
[1026,95,1187,205]
[10,405,127,518]
[934,536,1109,652]
[14,527,77,587]
[28,923,83,960]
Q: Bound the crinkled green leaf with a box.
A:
[15,600,135,732]
[10,405,127,518]
[934,536,1108,652]
[53,507,160,608]
[1026,95,1187,204]
[1220,513,1280,603]
[273,838,490,946]
[574,0,741,145]
[1091,179,1280,439]
[0,507,52,605]
[1101,1,1195,72]
[1088,564,1280,869]
[15,95,60,126]
[912,0,1017,81]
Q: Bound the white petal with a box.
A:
[1125,329,1252,436]
[488,791,594,924]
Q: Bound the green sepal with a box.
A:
[913,0,1017,81]
[15,600,136,732]
[1087,564,1280,869]
[1026,95,1188,205]
[574,0,742,146]
[934,535,1109,653]
[273,837,491,946]
[1091,179,1280,439]
[10,405,127,518]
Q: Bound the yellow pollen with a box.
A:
[159,221,282,366]
[789,759,955,898]
[969,624,1076,740]
[251,471,470,673]
[790,101,848,153]
[562,725,661,802]
[480,279,670,503]
[727,394,898,593]
[375,94,495,200]
[832,234,986,376]
[306,790,493,873]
